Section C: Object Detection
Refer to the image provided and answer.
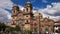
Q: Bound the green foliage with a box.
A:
[8,25,21,32]
[8,27,15,32]
[0,23,6,31]
[25,30,32,34]
[15,25,21,31]
[0,22,21,34]
[2,32,7,34]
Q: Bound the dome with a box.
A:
[25,0,32,7]
[27,1,31,3]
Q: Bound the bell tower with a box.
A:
[23,0,33,31]
[12,4,19,14]
[11,4,20,25]
[24,0,32,13]
[23,0,33,20]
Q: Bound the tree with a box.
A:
[15,25,21,31]
[25,30,32,34]
[8,27,15,32]
[0,23,6,31]
[7,25,21,32]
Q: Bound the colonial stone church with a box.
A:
[11,1,54,34]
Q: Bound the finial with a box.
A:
[27,0,31,3]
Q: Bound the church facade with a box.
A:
[11,1,54,34]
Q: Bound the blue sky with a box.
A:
[11,0,60,9]
[0,0,60,23]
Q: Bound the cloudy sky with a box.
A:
[0,0,60,23]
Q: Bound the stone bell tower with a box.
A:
[11,4,20,26]
[23,0,33,31]
[24,0,32,13]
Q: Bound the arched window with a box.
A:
[26,8,28,12]
[27,20,28,23]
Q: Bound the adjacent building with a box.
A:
[54,21,60,33]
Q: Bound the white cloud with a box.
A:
[39,2,60,21]
[0,0,13,23]
[0,8,11,23]
[0,0,13,10]
[0,0,24,23]
[19,5,24,11]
